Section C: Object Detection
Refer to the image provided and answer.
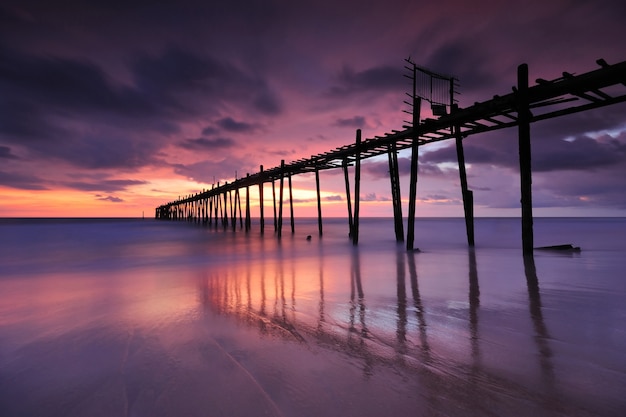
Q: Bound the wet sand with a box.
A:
[0,218,625,416]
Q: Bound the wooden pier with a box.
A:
[156,59,626,253]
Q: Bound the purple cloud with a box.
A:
[178,138,235,151]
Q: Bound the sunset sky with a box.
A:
[1,0,625,218]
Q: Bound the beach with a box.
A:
[0,217,625,416]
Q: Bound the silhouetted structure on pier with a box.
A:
[156,58,626,253]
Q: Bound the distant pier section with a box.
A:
[156,59,626,254]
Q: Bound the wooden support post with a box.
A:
[288,172,295,234]
[278,160,285,238]
[213,195,218,226]
[406,98,421,251]
[222,186,228,228]
[272,180,277,232]
[216,183,221,226]
[406,140,419,250]
[245,174,251,232]
[229,190,234,229]
[342,159,353,237]
[388,142,404,242]
[259,166,265,235]
[517,63,534,256]
[352,129,361,245]
[454,118,475,247]
[315,166,323,236]
[209,187,214,225]
[236,188,243,229]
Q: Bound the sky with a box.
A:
[1,0,626,218]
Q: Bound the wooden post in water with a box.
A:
[388,142,404,242]
[352,129,361,245]
[453,108,475,246]
[288,172,295,234]
[517,63,534,256]
[230,189,236,230]
[245,174,251,232]
[272,180,277,232]
[342,159,353,237]
[236,188,243,229]
[213,189,219,227]
[406,97,422,251]
[222,185,229,228]
[259,166,265,234]
[315,166,323,236]
[216,184,221,226]
[278,160,285,238]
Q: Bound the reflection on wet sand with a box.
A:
[198,246,555,392]
[524,255,555,389]
[407,251,431,362]
[469,249,480,369]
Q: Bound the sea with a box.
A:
[0,217,624,417]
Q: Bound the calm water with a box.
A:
[0,217,625,417]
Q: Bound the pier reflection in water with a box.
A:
[196,235,613,415]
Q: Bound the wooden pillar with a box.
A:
[388,142,404,242]
[352,129,361,245]
[278,160,285,238]
[259,165,265,235]
[342,159,353,237]
[228,191,233,228]
[406,98,421,251]
[209,189,213,226]
[406,141,419,250]
[213,195,218,226]
[245,174,251,232]
[454,119,475,247]
[288,172,295,234]
[315,166,323,236]
[517,63,534,256]
[236,188,243,229]
[272,179,277,232]
[222,185,228,228]
[216,183,221,226]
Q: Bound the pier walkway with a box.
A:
[156,59,626,253]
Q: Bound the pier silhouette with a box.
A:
[156,59,626,254]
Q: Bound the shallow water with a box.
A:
[0,217,625,416]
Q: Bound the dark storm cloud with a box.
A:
[425,40,493,93]
[0,146,19,159]
[173,157,258,185]
[0,43,152,118]
[201,126,219,136]
[0,97,68,142]
[324,195,342,202]
[421,131,626,173]
[215,117,257,133]
[362,156,448,180]
[64,179,147,193]
[0,170,47,190]
[0,42,283,170]
[362,193,390,202]
[131,47,282,116]
[96,195,124,203]
[328,65,405,97]
[177,137,235,151]
[333,116,366,129]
